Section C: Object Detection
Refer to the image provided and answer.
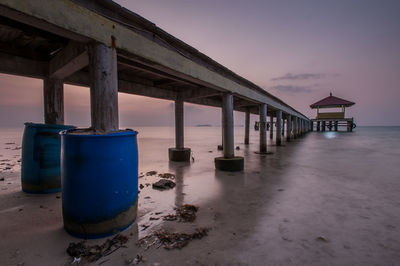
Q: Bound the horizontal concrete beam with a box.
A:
[49,41,88,79]
[0,0,309,120]
[181,87,221,100]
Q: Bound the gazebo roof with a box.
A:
[310,93,355,109]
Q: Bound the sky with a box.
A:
[1,0,399,127]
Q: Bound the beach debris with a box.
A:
[315,236,329,243]
[163,204,199,223]
[66,234,128,263]
[139,184,144,189]
[137,228,209,250]
[236,146,240,150]
[130,254,144,265]
[217,145,223,150]
[125,254,144,266]
[152,179,176,190]
[149,217,159,221]
[0,177,4,181]
[208,150,213,153]
[5,142,15,145]
[277,188,285,192]
[141,224,150,231]
[158,173,175,179]
[144,196,151,199]
[146,171,157,176]
[154,212,163,215]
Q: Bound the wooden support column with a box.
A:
[317,121,320,131]
[282,118,285,136]
[286,115,292,141]
[311,121,314,132]
[269,115,274,140]
[43,78,64,124]
[322,121,326,132]
[293,117,297,139]
[259,103,267,153]
[329,121,333,131]
[88,42,118,133]
[244,108,250,145]
[334,121,338,131]
[276,110,282,145]
[222,93,234,158]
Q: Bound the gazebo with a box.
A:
[310,92,355,132]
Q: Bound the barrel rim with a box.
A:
[24,122,75,129]
[60,128,138,137]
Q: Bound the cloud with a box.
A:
[269,85,313,93]
[271,73,326,81]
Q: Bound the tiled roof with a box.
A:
[310,93,355,108]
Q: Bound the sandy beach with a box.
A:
[1,127,400,265]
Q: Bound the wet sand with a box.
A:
[1,127,400,265]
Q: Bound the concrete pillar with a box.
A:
[276,110,282,145]
[282,118,285,136]
[222,93,234,158]
[269,115,274,140]
[259,103,267,153]
[317,121,320,132]
[175,97,184,149]
[215,93,244,171]
[293,117,297,139]
[169,95,191,161]
[329,121,333,131]
[43,78,64,124]
[244,109,250,145]
[334,121,338,131]
[322,121,326,132]
[89,42,118,133]
[286,115,292,141]
[311,121,314,132]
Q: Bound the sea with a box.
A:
[1,126,400,265]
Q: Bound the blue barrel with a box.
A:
[60,129,138,238]
[21,122,75,193]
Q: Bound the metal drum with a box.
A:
[60,129,138,238]
[21,122,75,193]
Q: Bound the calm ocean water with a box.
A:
[1,126,400,174]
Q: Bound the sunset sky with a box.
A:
[1,0,399,127]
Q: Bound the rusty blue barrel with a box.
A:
[21,122,75,193]
[60,129,138,238]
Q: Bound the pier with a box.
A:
[0,0,312,239]
[0,0,310,170]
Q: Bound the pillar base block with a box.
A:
[169,148,191,162]
[214,156,244,172]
